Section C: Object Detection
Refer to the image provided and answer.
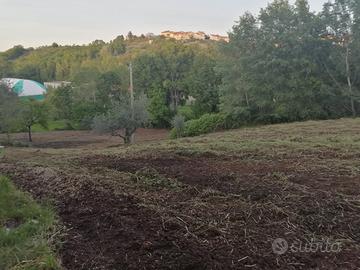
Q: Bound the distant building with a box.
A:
[193,31,208,40]
[161,31,194,40]
[160,30,229,42]
[209,34,230,43]
[44,81,71,89]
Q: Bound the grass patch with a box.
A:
[32,120,71,132]
[131,168,183,190]
[0,176,60,270]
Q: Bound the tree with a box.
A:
[127,31,135,40]
[160,43,195,112]
[16,64,41,82]
[218,12,263,123]
[49,84,74,127]
[108,36,126,56]
[2,45,28,60]
[171,114,185,138]
[321,0,360,117]
[20,99,49,142]
[0,83,21,142]
[95,71,124,112]
[148,87,173,127]
[186,54,221,116]
[133,41,198,126]
[0,58,14,78]
[92,95,149,144]
[219,0,343,124]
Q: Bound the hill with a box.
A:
[0,35,220,83]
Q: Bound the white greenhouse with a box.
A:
[1,78,47,100]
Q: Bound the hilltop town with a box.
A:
[160,31,229,42]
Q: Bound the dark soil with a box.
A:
[0,128,169,149]
[83,153,360,196]
[1,146,360,270]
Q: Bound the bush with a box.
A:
[177,105,196,121]
[171,113,225,138]
[171,114,185,138]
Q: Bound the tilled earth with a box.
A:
[1,120,360,269]
[0,119,360,270]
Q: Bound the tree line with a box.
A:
[1,0,360,143]
[220,0,360,124]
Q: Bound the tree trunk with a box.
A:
[245,92,250,107]
[123,128,136,144]
[345,45,356,117]
[28,126,32,142]
[6,132,11,145]
[123,135,131,144]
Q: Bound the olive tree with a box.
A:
[92,94,149,144]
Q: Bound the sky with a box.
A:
[0,0,325,51]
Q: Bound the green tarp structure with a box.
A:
[1,78,47,100]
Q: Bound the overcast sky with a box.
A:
[0,0,325,51]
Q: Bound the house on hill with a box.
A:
[160,30,229,42]
[209,34,230,43]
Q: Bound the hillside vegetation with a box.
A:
[0,0,360,142]
[1,0,360,142]
[0,35,219,83]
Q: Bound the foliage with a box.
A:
[177,105,196,121]
[170,114,186,138]
[3,1,360,135]
[185,54,221,116]
[171,113,225,138]
[0,83,22,139]
[0,176,60,270]
[95,70,124,112]
[1,36,220,130]
[108,35,126,56]
[92,94,149,144]
[148,87,173,128]
[321,0,360,116]
[133,40,220,127]
[48,85,73,122]
[1,45,29,61]
[47,68,128,129]
[219,0,360,124]
[20,99,49,142]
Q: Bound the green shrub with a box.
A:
[177,105,196,121]
[171,114,185,139]
[171,113,226,138]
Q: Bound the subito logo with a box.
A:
[272,238,288,255]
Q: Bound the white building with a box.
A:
[44,81,71,89]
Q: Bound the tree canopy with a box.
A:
[1,0,360,141]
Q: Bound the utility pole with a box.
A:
[129,62,135,143]
[129,62,135,120]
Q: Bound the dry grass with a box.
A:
[1,117,360,269]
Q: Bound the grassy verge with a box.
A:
[32,120,70,133]
[0,176,60,270]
